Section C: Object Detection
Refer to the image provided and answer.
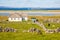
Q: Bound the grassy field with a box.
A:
[29,16,60,29]
[0,21,60,40]
[44,22,60,29]
[0,16,60,40]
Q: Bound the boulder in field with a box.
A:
[4,27,16,32]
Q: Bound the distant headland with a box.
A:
[0,6,60,10]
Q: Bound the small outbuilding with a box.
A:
[31,18,36,22]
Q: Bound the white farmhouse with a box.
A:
[8,13,28,21]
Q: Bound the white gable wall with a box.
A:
[24,17,28,21]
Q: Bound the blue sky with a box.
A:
[0,0,60,8]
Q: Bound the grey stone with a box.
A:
[4,27,16,32]
[28,28,37,32]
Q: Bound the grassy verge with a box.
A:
[0,16,60,40]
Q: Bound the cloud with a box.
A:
[0,0,60,8]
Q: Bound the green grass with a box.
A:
[0,16,60,40]
[1,32,60,40]
[43,22,60,29]
[0,21,43,40]
[0,21,60,40]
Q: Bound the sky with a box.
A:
[0,0,60,8]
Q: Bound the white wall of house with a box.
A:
[24,17,28,21]
[8,17,28,21]
[8,17,22,21]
